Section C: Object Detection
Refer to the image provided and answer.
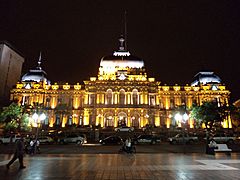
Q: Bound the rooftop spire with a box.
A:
[124,10,127,50]
[37,52,42,70]
[119,36,125,51]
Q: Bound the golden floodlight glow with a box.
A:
[219,85,226,91]
[148,78,155,82]
[193,86,200,91]
[16,83,23,89]
[184,85,191,91]
[52,83,59,90]
[90,77,96,81]
[33,83,40,89]
[173,85,181,91]
[44,85,51,90]
[202,85,210,91]
[63,83,70,90]
[74,83,81,90]
[162,85,169,91]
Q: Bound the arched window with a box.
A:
[131,113,140,128]
[132,89,138,105]
[106,89,113,104]
[119,89,125,105]
[118,112,127,126]
[104,112,114,127]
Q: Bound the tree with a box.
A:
[191,101,227,134]
[0,102,31,133]
[230,105,240,129]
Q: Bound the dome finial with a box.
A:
[119,36,125,51]
[37,52,42,70]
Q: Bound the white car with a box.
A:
[38,136,54,144]
[59,134,85,145]
[115,126,134,132]
[0,134,21,144]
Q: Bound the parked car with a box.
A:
[38,136,54,144]
[115,126,134,132]
[0,134,21,144]
[168,133,198,144]
[99,136,123,145]
[210,133,236,144]
[134,134,161,144]
[78,134,87,144]
[59,134,85,145]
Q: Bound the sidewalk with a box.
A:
[0,153,240,179]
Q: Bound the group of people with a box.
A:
[27,138,40,154]
[120,137,135,153]
[6,135,41,170]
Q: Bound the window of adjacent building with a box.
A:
[119,89,125,105]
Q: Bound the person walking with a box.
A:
[6,136,26,169]
[36,139,40,153]
[29,138,35,154]
[125,137,132,153]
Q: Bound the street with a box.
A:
[1,153,240,179]
[1,142,240,154]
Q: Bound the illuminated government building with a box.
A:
[10,37,231,129]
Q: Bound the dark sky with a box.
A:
[1,1,240,102]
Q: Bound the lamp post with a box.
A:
[174,112,189,153]
[32,112,46,153]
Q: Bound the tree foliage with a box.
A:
[230,105,240,128]
[190,101,227,131]
[0,102,31,133]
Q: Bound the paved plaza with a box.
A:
[0,153,240,179]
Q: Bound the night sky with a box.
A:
[1,1,240,102]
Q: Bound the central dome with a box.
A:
[100,54,144,69]
[100,37,144,69]
[21,53,50,85]
[191,71,221,86]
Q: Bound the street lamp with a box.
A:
[174,112,189,153]
[32,112,46,153]
[174,112,189,127]
[174,113,183,127]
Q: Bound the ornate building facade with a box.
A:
[10,38,231,129]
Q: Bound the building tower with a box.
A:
[0,42,24,106]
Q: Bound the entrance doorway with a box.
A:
[118,112,127,127]
[104,113,114,127]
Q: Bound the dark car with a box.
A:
[99,136,123,145]
[134,134,161,144]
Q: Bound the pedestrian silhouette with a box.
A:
[6,135,26,169]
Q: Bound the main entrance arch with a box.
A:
[118,112,127,127]
[131,112,140,128]
[104,112,114,127]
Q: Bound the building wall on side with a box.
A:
[0,43,24,105]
